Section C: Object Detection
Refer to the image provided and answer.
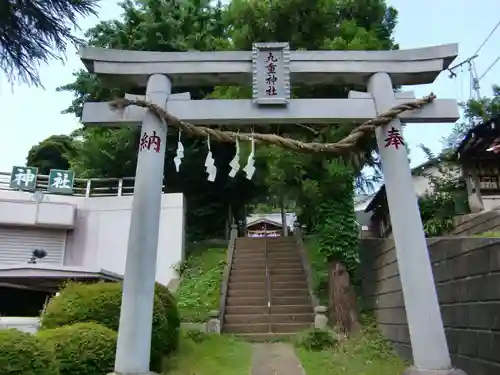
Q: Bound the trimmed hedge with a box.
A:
[40,282,180,371]
[0,329,58,375]
[37,322,116,375]
[155,282,181,352]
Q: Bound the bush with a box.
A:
[294,328,338,351]
[40,282,180,371]
[155,281,181,351]
[0,329,58,375]
[37,322,116,375]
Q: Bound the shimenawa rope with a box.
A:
[109,94,436,154]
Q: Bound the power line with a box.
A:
[473,18,500,56]
[478,54,500,82]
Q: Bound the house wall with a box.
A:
[0,190,185,286]
[360,237,500,375]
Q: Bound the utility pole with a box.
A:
[447,55,481,100]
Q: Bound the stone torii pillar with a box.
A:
[368,72,465,375]
[113,73,171,375]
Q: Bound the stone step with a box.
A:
[230,268,266,276]
[229,274,266,283]
[227,288,309,299]
[229,270,307,288]
[269,268,304,275]
[225,313,314,325]
[270,274,307,283]
[272,289,309,298]
[271,281,308,290]
[225,323,270,334]
[226,296,267,307]
[234,249,299,257]
[229,281,266,290]
[233,252,302,263]
[228,289,267,298]
[231,259,267,268]
[234,332,296,342]
[231,261,302,271]
[273,322,313,333]
[268,261,303,270]
[272,296,310,306]
[225,304,313,315]
[225,322,312,334]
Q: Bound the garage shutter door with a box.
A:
[0,227,67,265]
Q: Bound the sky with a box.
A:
[0,0,499,174]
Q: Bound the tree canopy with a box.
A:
[0,0,99,86]
[28,0,399,241]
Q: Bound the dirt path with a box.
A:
[250,343,306,375]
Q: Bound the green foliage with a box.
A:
[0,0,98,86]
[312,160,360,278]
[474,232,500,237]
[40,282,180,371]
[163,332,252,375]
[444,84,500,149]
[176,248,226,322]
[295,321,407,375]
[26,135,76,174]
[37,322,116,375]
[0,329,58,375]
[41,0,399,241]
[184,330,208,343]
[294,328,338,351]
[416,147,469,237]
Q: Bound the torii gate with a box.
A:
[80,43,466,375]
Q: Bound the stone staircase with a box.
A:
[224,236,314,340]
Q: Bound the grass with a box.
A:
[175,247,227,322]
[303,235,329,305]
[473,231,500,237]
[294,326,407,375]
[162,333,252,375]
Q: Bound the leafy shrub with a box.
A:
[155,282,181,351]
[37,322,116,375]
[175,248,226,322]
[294,328,338,351]
[184,329,208,343]
[0,328,58,375]
[40,282,180,371]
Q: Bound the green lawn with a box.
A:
[295,327,407,375]
[162,333,252,375]
[175,247,226,322]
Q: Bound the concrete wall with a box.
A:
[360,237,500,375]
[0,190,185,286]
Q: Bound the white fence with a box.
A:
[0,172,167,197]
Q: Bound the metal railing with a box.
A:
[264,239,272,332]
[0,172,166,198]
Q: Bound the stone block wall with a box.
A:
[360,237,500,375]
[452,209,500,236]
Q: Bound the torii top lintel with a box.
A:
[79,43,458,88]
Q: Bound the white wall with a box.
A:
[0,317,40,334]
[0,190,185,287]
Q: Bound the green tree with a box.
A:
[0,0,99,86]
[56,0,258,240]
[43,0,399,248]
[443,84,500,149]
[27,135,76,174]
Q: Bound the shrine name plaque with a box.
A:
[252,42,291,106]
